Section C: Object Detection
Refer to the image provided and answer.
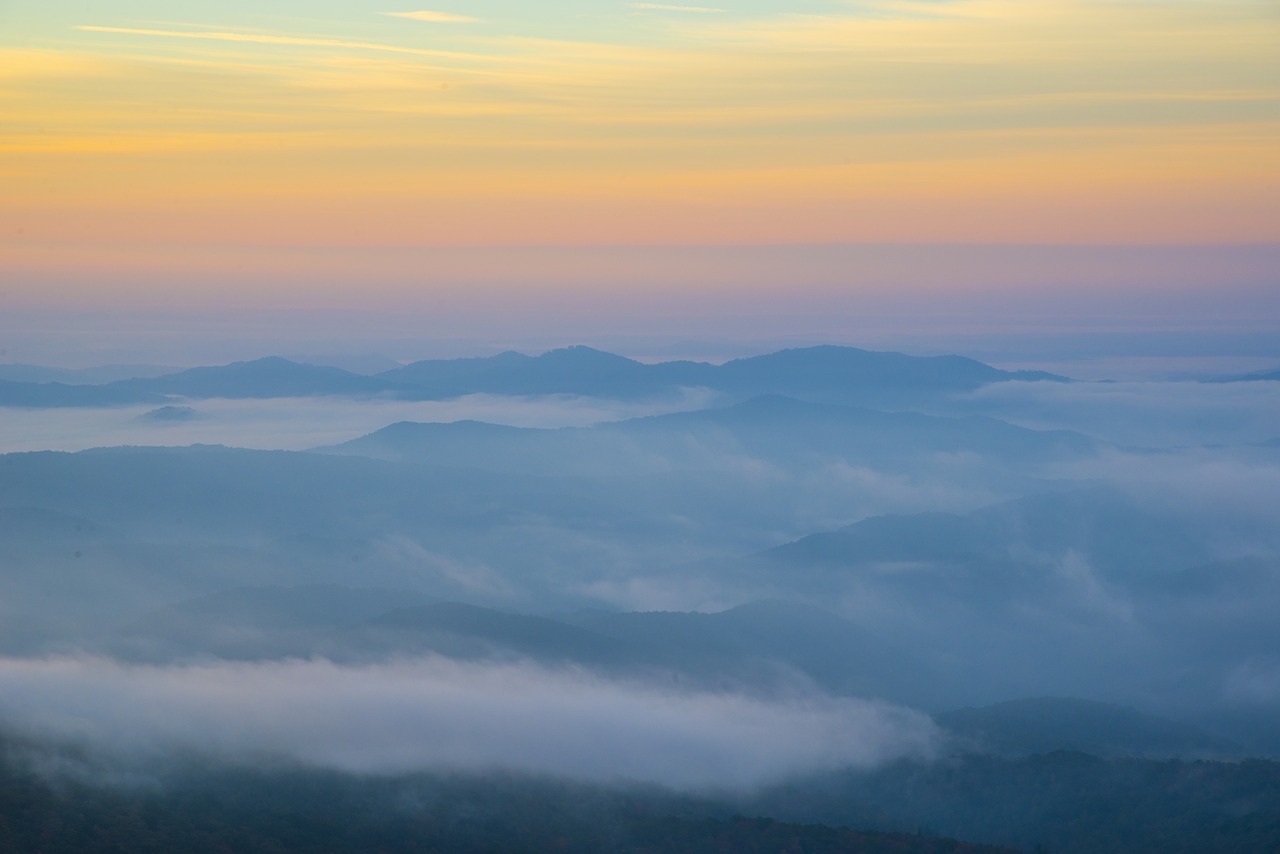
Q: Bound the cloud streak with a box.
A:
[631,3,725,12]
[0,656,938,789]
[74,25,493,62]
[384,11,479,23]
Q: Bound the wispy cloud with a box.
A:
[630,2,725,11]
[74,25,491,62]
[384,11,479,24]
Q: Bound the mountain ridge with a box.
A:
[0,345,1068,408]
[321,393,1099,475]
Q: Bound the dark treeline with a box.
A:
[4,735,1280,853]
[750,752,1280,854]
[0,745,1007,854]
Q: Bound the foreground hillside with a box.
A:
[0,745,1013,854]
[2,735,1278,853]
[752,753,1280,854]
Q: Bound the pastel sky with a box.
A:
[0,0,1277,362]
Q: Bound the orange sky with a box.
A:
[1,0,1278,307]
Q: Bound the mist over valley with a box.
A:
[2,343,1279,850]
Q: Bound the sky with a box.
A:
[1,0,1277,364]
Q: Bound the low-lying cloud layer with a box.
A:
[964,379,1280,447]
[0,656,937,790]
[0,390,716,454]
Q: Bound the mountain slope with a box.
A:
[936,697,1241,758]
[322,394,1098,476]
[561,600,932,702]
[112,356,390,398]
[715,346,1060,403]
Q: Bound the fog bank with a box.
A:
[0,656,937,790]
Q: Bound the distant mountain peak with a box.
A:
[536,345,641,365]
